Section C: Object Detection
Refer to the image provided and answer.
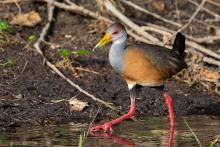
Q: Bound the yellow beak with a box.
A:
[93,33,111,51]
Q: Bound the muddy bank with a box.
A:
[0,2,220,131]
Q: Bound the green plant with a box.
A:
[59,48,90,59]
[183,118,202,147]
[78,132,86,147]
[0,19,14,33]
[28,35,36,42]
[0,58,14,66]
[6,58,14,66]
[59,48,71,59]
[72,49,91,56]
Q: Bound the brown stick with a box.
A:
[120,0,182,28]
[203,57,220,67]
[189,0,220,19]
[207,0,220,7]
[0,0,29,3]
[178,0,207,32]
[143,24,220,44]
[42,0,111,23]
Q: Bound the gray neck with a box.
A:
[109,33,127,72]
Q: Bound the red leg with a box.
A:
[163,92,175,127]
[90,96,135,133]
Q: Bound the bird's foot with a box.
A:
[90,122,113,133]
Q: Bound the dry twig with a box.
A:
[203,57,220,67]
[13,0,22,14]
[120,0,182,27]
[86,105,101,138]
[75,67,101,75]
[0,0,29,3]
[178,0,207,32]
[189,0,220,19]
[42,0,111,23]
[145,23,220,44]
[207,0,220,7]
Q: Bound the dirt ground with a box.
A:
[0,1,220,131]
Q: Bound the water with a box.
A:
[0,116,219,147]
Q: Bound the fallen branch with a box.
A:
[207,0,220,7]
[189,0,220,19]
[141,26,172,37]
[188,35,220,44]
[178,0,207,32]
[120,0,182,28]
[0,0,29,3]
[126,29,151,44]
[75,67,101,75]
[187,40,220,61]
[42,0,111,23]
[34,0,126,115]
[120,0,220,44]
[144,23,220,44]
[203,57,220,67]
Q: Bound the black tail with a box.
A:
[172,32,185,57]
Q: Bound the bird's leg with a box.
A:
[163,92,175,127]
[90,96,135,133]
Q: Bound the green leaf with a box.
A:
[6,58,14,66]
[72,49,91,56]
[28,35,36,42]
[59,48,71,59]
[0,19,14,33]
[78,133,86,147]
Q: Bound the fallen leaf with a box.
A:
[200,68,220,82]
[10,11,41,27]
[215,28,220,36]
[152,0,165,12]
[69,98,88,112]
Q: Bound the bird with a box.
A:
[90,22,187,133]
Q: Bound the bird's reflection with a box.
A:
[90,125,174,147]
[90,132,135,147]
[168,126,175,147]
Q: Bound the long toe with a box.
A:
[90,122,113,133]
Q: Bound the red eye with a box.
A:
[112,31,118,35]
